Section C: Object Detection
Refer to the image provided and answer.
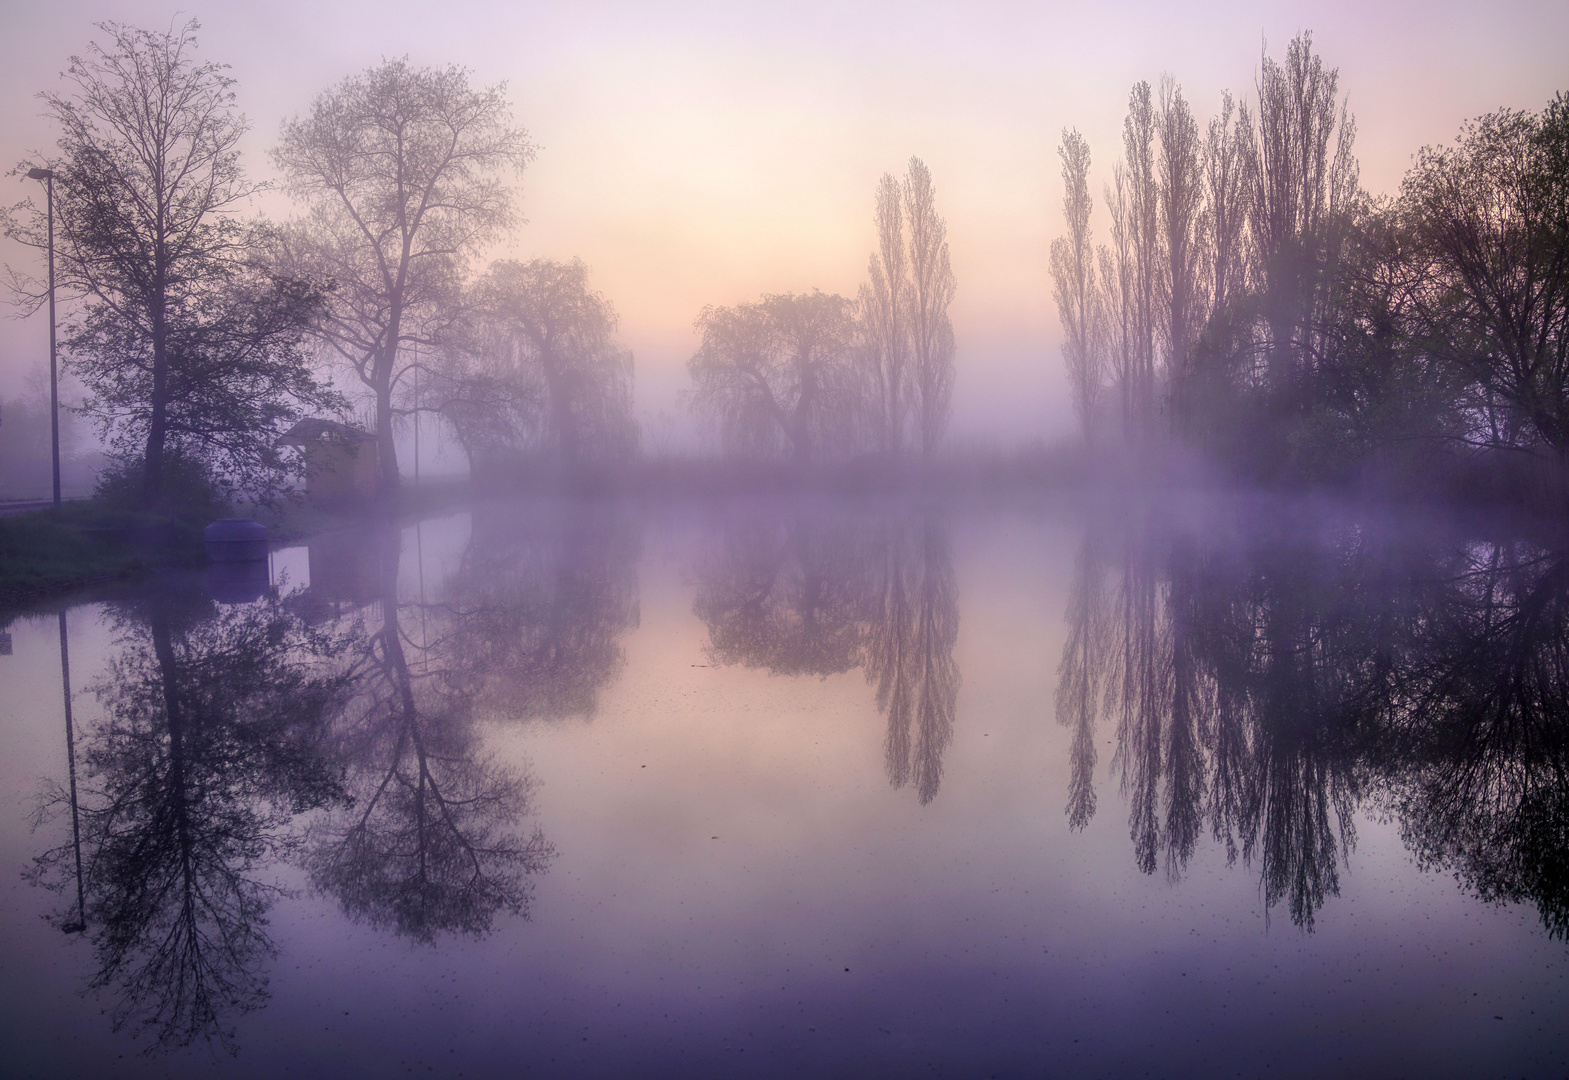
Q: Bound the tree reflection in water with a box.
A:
[692,509,960,804]
[305,525,556,943]
[1391,541,1569,939]
[1059,502,1569,934]
[28,581,353,1053]
[26,506,634,1050]
[442,503,641,721]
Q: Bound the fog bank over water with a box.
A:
[2,0,1564,451]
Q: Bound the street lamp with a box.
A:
[26,167,61,508]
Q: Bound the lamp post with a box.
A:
[58,610,86,935]
[26,167,61,509]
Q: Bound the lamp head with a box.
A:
[26,168,54,181]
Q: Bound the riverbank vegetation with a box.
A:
[1050,33,1569,500]
[2,22,1566,608]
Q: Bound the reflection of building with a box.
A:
[307,527,384,608]
[278,419,378,504]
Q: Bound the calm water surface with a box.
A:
[1,494,1565,1078]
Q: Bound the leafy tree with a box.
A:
[443,258,636,475]
[4,21,336,503]
[689,291,861,464]
[272,59,534,492]
[1400,95,1569,475]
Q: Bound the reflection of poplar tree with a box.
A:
[1057,533,1108,829]
[307,529,554,943]
[28,589,350,1053]
[691,510,962,804]
[867,518,961,804]
[1107,509,1171,875]
[1065,507,1385,927]
[1059,505,1569,933]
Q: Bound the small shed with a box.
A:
[278,419,380,504]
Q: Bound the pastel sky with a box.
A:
[2,0,1565,446]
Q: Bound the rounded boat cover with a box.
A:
[204,518,269,561]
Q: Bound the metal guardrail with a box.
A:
[0,497,90,516]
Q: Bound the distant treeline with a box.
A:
[10,22,1561,508]
[1050,33,1569,500]
[2,20,964,508]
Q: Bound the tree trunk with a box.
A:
[143,301,169,504]
[793,353,815,466]
[541,346,579,467]
[376,375,401,495]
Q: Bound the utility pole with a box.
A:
[26,168,61,508]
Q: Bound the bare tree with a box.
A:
[1204,90,1251,317]
[1101,82,1162,443]
[1049,128,1103,445]
[4,20,334,503]
[272,59,533,492]
[688,291,861,464]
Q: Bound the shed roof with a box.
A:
[277,418,378,448]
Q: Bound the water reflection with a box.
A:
[22,497,1569,1064]
[1390,540,1569,940]
[1059,503,1569,935]
[444,503,641,721]
[866,517,960,804]
[25,509,612,1051]
[28,581,352,1052]
[692,509,960,803]
[305,525,556,942]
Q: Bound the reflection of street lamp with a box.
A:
[58,611,86,934]
[26,167,61,508]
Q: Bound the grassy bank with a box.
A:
[0,478,481,612]
[0,503,157,607]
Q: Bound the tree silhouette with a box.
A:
[444,258,637,476]
[3,20,336,503]
[865,515,961,804]
[689,292,862,463]
[272,59,533,492]
[693,513,864,677]
[305,527,555,942]
[27,585,350,1052]
[1392,539,1569,938]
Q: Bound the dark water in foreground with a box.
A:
[1,494,1565,1079]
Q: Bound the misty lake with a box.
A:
[1,494,1566,1078]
